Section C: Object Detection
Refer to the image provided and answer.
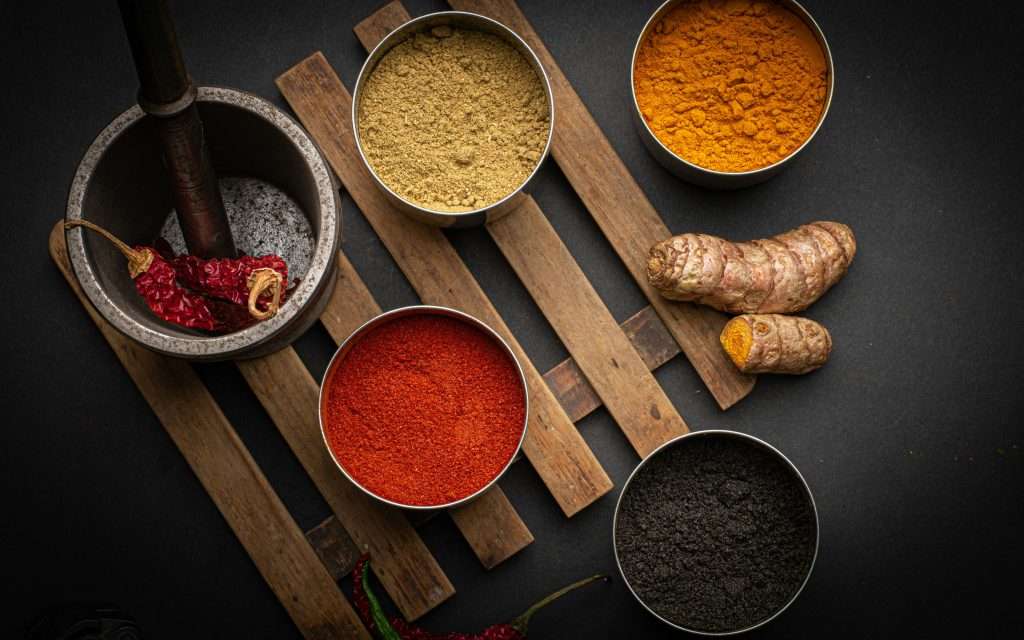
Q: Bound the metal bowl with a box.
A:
[65,87,340,361]
[318,305,529,510]
[613,429,819,635]
[630,0,834,189]
[352,11,554,228]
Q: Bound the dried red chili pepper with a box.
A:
[65,220,274,334]
[66,220,219,331]
[169,253,287,319]
[351,556,607,640]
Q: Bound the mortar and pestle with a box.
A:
[66,0,339,360]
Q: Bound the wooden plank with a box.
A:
[352,0,409,48]
[236,348,453,621]
[306,516,360,582]
[449,487,534,569]
[277,53,612,517]
[446,0,755,410]
[49,223,368,640]
[321,249,534,569]
[489,197,688,457]
[542,306,682,423]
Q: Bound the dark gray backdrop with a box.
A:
[2,0,1022,637]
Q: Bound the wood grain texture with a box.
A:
[276,53,612,517]
[446,0,755,410]
[321,249,534,568]
[542,306,682,423]
[49,224,368,640]
[489,197,689,457]
[236,348,452,621]
[306,516,361,582]
[449,486,534,569]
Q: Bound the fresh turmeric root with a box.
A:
[721,314,832,374]
[647,221,856,314]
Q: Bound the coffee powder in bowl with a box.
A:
[613,430,818,634]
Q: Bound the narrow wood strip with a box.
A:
[277,53,612,517]
[320,249,534,568]
[542,305,681,423]
[446,0,755,410]
[352,0,409,47]
[489,198,689,457]
[306,515,361,582]
[236,348,453,621]
[49,224,368,640]
[449,487,534,569]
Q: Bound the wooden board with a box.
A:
[49,224,369,640]
[236,348,453,621]
[277,53,613,518]
[321,250,534,569]
[446,0,756,410]
[489,197,689,457]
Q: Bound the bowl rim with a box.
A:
[629,0,835,179]
[65,86,339,358]
[351,10,555,221]
[612,429,821,635]
[317,304,530,511]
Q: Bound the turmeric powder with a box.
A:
[633,0,828,172]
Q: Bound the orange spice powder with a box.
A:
[634,0,828,173]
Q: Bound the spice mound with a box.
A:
[321,313,526,506]
[615,435,816,632]
[634,0,828,172]
[357,26,550,212]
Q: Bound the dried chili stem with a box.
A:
[65,219,152,277]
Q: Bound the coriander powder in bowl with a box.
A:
[353,11,554,227]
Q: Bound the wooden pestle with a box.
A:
[118,0,236,258]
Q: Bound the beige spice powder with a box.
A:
[357,26,550,212]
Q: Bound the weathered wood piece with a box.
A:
[236,348,452,621]
[277,53,612,517]
[542,305,681,423]
[306,515,361,583]
[49,224,368,640]
[446,0,756,410]
[321,250,534,569]
[449,486,535,569]
[489,197,689,457]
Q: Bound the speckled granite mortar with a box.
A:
[65,87,340,360]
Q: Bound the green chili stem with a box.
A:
[362,562,402,640]
[509,574,609,635]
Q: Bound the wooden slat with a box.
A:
[446,0,755,410]
[236,348,452,621]
[321,250,534,569]
[542,305,681,423]
[50,224,368,640]
[449,487,534,569]
[277,53,612,517]
[489,197,688,457]
[306,516,361,582]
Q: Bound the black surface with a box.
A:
[2,0,1022,637]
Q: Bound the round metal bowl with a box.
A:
[630,0,834,189]
[66,86,340,361]
[318,305,529,510]
[612,429,819,635]
[352,11,554,228]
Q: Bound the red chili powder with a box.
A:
[322,313,526,506]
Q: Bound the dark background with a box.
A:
[2,0,1022,637]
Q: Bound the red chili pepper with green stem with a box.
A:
[351,556,607,640]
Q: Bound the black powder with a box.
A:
[615,434,817,632]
